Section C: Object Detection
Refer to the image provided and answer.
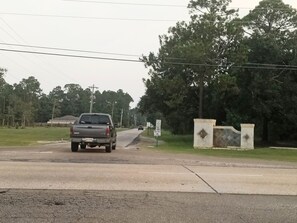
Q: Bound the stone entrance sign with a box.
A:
[194,119,255,150]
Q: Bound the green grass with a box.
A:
[0,127,69,146]
[1,127,297,163]
[0,126,129,147]
[146,130,297,163]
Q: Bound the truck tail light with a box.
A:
[106,127,110,137]
[70,126,74,135]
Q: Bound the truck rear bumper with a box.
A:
[71,137,111,144]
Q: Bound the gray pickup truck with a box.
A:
[70,113,117,153]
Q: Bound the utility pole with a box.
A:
[89,84,98,113]
[120,108,123,127]
[111,101,117,119]
[51,100,56,127]
[1,96,5,126]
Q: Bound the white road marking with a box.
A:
[199,173,263,177]
[139,171,189,175]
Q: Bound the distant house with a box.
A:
[47,115,78,125]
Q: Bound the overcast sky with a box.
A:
[0,0,296,107]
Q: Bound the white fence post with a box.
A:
[193,119,216,148]
[240,124,255,149]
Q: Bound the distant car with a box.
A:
[138,125,144,130]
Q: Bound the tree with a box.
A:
[62,84,85,116]
[0,68,7,125]
[48,86,65,119]
[239,0,297,141]
[36,94,52,123]
[0,68,6,89]
[140,0,245,133]
[94,89,133,126]
[0,69,136,127]
[13,76,42,126]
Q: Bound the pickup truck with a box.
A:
[70,113,117,153]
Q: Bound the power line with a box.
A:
[0,42,141,58]
[1,47,297,71]
[0,42,202,61]
[246,62,297,69]
[63,0,297,11]
[161,60,297,71]
[0,11,294,25]
[0,20,51,80]
[0,42,216,62]
[5,42,297,69]
[0,17,80,84]
[0,12,181,22]
[0,48,142,63]
[62,0,187,8]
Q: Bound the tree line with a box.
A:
[138,0,297,143]
[0,72,141,127]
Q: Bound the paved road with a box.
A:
[0,128,297,222]
[116,128,142,147]
[0,161,296,195]
[1,190,296,223]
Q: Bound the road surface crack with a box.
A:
[182,165,220,195]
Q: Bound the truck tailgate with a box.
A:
[72,125,108,138]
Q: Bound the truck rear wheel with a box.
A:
[71,142,79,152]
[105,141,112,153]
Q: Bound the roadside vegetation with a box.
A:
[139,0,297,145]
[145,130,297,163]
[1,0,297,148]
[1,126,296,162]
[0,126,129,146]
[0,127,70,146]
[0,72,145,131]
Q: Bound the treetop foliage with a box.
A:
[139,0,297,143]
[0,75,137,127]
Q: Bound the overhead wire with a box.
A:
[62,0,186,8]
[0,48,142,63]
[0,17,77,86]
[0,42,192,61]
[0,17,81,86]
[1,2,296,77]
[0,42,141,58]
[0,12,182,22]
[0,8,295,25]
[1,47,297,71]
[0,19,38,81]
[62,0,297,11]
[1,42,297,69]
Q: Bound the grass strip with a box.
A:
[0,127,69,146]
[145,130,297,163]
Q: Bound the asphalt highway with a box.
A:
[0,128,296,222]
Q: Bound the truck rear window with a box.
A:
[79,115,110,125]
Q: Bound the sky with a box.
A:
[0,0,297,108]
